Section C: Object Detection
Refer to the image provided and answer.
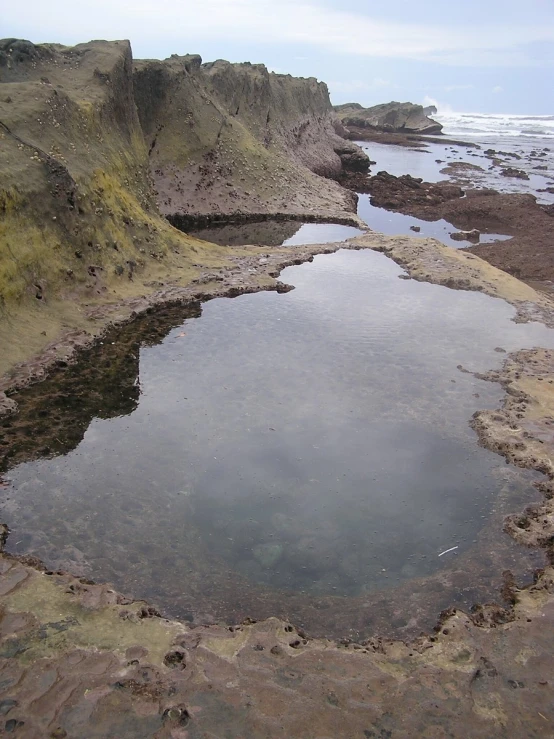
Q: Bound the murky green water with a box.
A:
[1,249,553,638]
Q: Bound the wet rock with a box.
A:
[450,228,480,243]
[366,171,463,210]
[501,167,529,180]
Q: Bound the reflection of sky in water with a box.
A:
[4,250,554,633]
[187,220,362,247]
[282,222,362,245]
[357,137,554,204]
[357,194,510,248]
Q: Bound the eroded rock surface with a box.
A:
[133,56,366,219]
[1,233,554,735]
[361,169,554,283]
[0,38,365,381]
[335,100,443,136]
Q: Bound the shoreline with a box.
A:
[2,233,554,735]
[347,152,554,285]
[2,229,553,414]
[3,77,554,729]
[342,128,480,149]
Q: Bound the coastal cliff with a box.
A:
[0,39,365,375]
[133,55,365,222]
[0,40,204,314]
[335,101,443,137]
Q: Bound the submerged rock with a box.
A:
[253,543,283,567]
[450,228,481,243]
[501,167,530,180]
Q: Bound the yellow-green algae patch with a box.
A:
[3,569,182,666]
[354,232,554,322]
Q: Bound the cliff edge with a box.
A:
[133,55,365,222]
[0,40,207,316]
[0,39,366,377]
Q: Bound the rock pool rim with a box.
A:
[1,236,554,646]
[2,229,552,407]
[1,342,553,645]
[167,210,365,232]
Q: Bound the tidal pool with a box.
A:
[187,219,362,246]
[357,194,511,248]
[2,249,553,639]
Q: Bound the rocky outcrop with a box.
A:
[0,39,366,374]
[365,171,463,208]
[335,101,443,136]
[332,140,370,173]
[362,164,554,283]
[133,55,365,220]
[0,39,205,317]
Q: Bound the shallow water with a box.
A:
[2,249,553,638]
[357,194,510,248]
[357,136,554,204]
[354,137,550,245]
[187,219,362,246]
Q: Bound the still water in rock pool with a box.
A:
[187,219,362,246]
[2,249,553,639]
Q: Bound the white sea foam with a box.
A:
[439,112,554,138]
[432,110,554,139]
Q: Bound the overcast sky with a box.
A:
[3,0,553,114]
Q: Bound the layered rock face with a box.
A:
[133,55,364,220]
[0,39,201,314]
[0,39,367,332]
[335,101,443,136]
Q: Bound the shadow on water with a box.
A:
[186,219,302,246]
[0,304,201,473]
[1,250,553,640]
[187,219,363,247]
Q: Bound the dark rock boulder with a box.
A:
[334,101,443,136]
[333,141,370,173]
[366,171,463,210]
[501,167,529,180]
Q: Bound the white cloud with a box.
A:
[4,0,554,68]
[372,78,391,88]
[492,85,504,93]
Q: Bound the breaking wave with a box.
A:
[433,111,554,139]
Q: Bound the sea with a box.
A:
[351,109,554,244]
[432,109,554,204]
[434,110,554,140]
[356,109,554,208]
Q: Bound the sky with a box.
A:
[3,0,553,114]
